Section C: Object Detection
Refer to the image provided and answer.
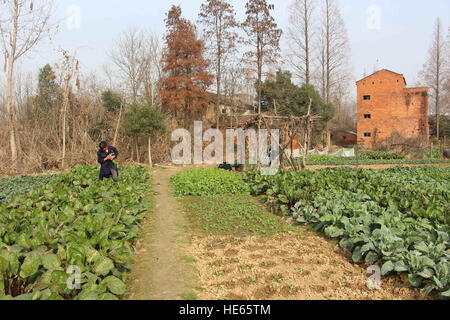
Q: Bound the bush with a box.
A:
[171,169,250,197]
[101,90,122,112]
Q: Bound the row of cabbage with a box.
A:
[0,174,58,204]
[244,167,450,296]
[306,155,450,166]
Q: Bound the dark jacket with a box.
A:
[97,146,119,176]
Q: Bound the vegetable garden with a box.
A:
[1,163,449,300]
[243,167,450,296]
[0,165,150,300]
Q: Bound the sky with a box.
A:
[11,0,450,89]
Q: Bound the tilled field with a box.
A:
[188,233,429,300]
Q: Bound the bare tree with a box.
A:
[242,0,282,115]
[0,0,55,167]
[58,50,80,169]
[287,0,315,85]
[142,32,162,107]
[442,27,450,116]
[109,27,155,104]
[317,0,351,104]
[198,0,239,128]
[420,18,448,137]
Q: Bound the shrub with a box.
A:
[171,169,250,197]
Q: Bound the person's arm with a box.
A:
[98,151,111,164]
[111,146,119,159]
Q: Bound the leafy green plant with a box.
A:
[180,195,294,237]
[244,167,450,296]
[171,169,250,197]
[0,174,58,204]
[357,150,405,160]
[0,165,150,300]
[305,157,450,166]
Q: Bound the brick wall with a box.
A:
[356,70,429,148]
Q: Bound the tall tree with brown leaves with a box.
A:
[445,26,450,116]
[160,5,213,124]
[420,18,448,138]
[198,0,239,129]
[242,0,282,115]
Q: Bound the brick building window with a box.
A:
[363,95,371,100]
[364,132,372,137]
[364,114,372,119]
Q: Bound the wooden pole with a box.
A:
[301,98,313,170]
[148,136,153,168]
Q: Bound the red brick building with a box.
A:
[331,130,357,147]
[356,69,429,147]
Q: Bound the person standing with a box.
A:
[97,141,120,181]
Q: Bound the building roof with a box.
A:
[356,69,407,85]
[331,130,357,136]
[405,87,428,92]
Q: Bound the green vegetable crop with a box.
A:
[0,165,150,300]
[244,167,450,296]
[0,175,58,204]
[171,168,250,197]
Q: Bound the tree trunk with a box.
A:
[113,103,124,146]
[135,137,140,163]
[148,136,153,168]
[61,79,70,169]
[304,0,310,85]
[216,57,221,129]
[435,86,440,138]
[6,56,18,167]
[5,1,20,168]
[301,98,313,170]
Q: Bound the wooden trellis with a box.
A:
[223,98,320,171]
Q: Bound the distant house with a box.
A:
[331,130,357,147]
[205,92,255,125]
[356,69,429,147]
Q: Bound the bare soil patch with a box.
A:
[187,233,429,300]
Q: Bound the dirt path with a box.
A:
[126,167,198,300]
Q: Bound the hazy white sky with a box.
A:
[13,0,450,88]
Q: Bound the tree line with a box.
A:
[1,0,447,174]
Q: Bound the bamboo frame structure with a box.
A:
[223,98,319,170]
